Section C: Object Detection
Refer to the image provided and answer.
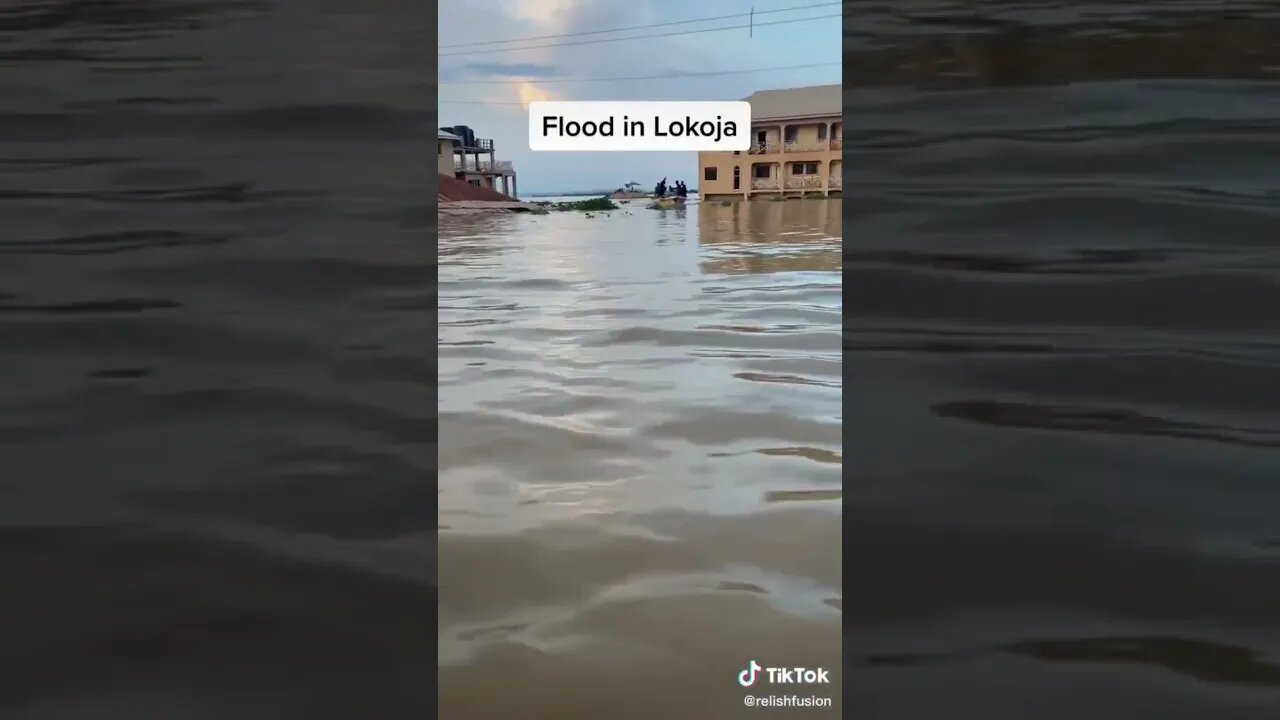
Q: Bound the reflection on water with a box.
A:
[439,198,842,718]
[848,2,1280,719]
[845,0,1280,88]
[698,200,842,275]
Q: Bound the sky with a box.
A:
[437,0,842,195]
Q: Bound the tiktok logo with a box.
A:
[737,660,832,687]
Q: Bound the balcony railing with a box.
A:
[748,142,779,154]
[830,137,842,151]
[455,159,515,174]
[751,177,778,190]
[784,175,823,189]
[783,141,831,152]
[829,174,842,188]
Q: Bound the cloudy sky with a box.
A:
[437,0,842,195]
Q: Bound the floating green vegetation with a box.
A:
[548,196,618,212]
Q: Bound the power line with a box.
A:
[438,101,533,106]
[438,1,842,49]
[439,62,841,86]
[438,13,842,58]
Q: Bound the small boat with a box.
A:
[610,181,649,199]
[648,196,686,209]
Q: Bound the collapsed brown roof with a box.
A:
[437,174,513,202]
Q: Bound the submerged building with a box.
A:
[437,125,519,199]
[697,84,841,201]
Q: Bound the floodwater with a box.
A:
[438,198,843,718]
[0,1,431,717]
[847,2,1280,719]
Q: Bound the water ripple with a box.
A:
[848,1,1280,716]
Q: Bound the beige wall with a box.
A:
[697,152,746,197]
[437,140,455,176]
[699,114,842,199]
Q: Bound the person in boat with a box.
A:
[655,178,667,198]
[676,181,687,198]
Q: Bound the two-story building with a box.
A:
[437,124,519,199]
[697,84,841,201]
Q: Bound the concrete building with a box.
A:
[438,130,460,176]
[438,125,519,199]
[697,84,841,201]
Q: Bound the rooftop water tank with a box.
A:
[451,125,475,148]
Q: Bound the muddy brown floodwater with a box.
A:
[438,198,843,718]
[847,2,1280,719]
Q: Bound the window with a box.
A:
[753,165,770,179]
[704,166,717,182]
[784,126,797,143]
[817,125,827,141]
[791,162,819,175]
[756,130,767,145]
[733,166,740,190]
[469,179,481,187]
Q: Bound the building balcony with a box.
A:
[455,159,515,175]
[751,177,778,190]
[784,175,823,189]
[748,142,779,154]
[829,174,842,188]
[830,137,842,151]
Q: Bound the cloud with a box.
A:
[501,0,584,27]
[516,82,552,108]
[463,62,562,78]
